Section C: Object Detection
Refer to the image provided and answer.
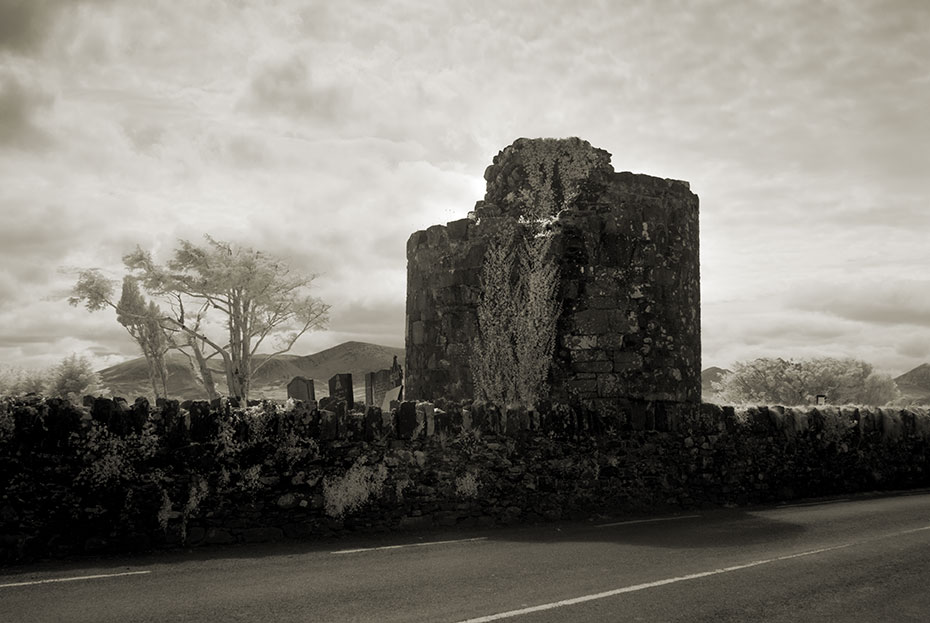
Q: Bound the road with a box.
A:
[2,492,930,622]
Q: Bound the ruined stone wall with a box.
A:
[5,396,930,563]
[405,138,700,415]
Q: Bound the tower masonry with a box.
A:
[405,137,700,418]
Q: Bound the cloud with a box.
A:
[0,0,56,53]
[700,299,928,376]
[0,297,135,371]
[897,337,930,360]
[0,0,928,385]
[0,0,116,55]
[0,71,54,150]
[788,279,930,328]
[237,54,351,123]
[324,299,405,345]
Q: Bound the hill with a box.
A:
[894,363,930,404]
[701,366,730,396]
[99,341,405,401]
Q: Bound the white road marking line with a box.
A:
[331,536,487,555]
[595,514,701,528]
[455,525,930,623]
[776,498,851,509]
[0,570,151,589]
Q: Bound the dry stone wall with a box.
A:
[3,396,930,564]
[406,138,700,418]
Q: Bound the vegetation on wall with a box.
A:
[485,137,613,220]
[470,226,560,408]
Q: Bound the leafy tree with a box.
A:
[69,272,170,400]
[470,226,560,408]
[124,236,329,401]
[46,354,108,403]
[712,357,899,406]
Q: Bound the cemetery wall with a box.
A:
[3,395,930,563]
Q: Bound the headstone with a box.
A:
[365,357,404,407]
[287,376,316,402]
[328,373,354,409]
[381,385,403,412]
[365,369,392,407]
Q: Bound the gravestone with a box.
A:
[328,373,354,410]
[380,386,403,412]
[287,376,315,402]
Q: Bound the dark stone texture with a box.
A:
[405,138,700,409]
[6,397,930,565]
[319,410,340,440]
[396,401,419,439]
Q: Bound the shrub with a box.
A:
[454,471,480,498]
[323,460,388,518]
[46,354,108,403]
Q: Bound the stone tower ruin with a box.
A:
[405,138,700,418]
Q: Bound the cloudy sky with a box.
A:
[0,0,928,377]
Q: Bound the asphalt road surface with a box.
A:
[3,491,930,622]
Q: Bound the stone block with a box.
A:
[575,361,613,374]
[205,528,235,545]
[613,351,643,370]
[596,373,621,397]
[446,218,471,240]
[418,402,435,436]
[188,401,216,442]
[364,406,382,440]
[346,412,364,440]
[411,321,426,345]
[572,349,609,363]
[573,309,610,334]
[563,334,598,350]
[396,401,419,439]
[631,401,647,431]
[319,409,339,440]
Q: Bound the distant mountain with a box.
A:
[894,364,930,404]
[701,366,730,395]
[99,341,405,401]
